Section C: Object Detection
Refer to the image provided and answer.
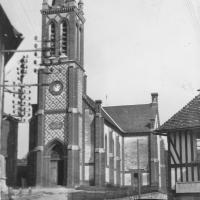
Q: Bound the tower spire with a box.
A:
[64,0,75,7]
[42,0,49,9]
[65,0,75,2]
[78,0,84,14]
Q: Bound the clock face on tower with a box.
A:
[49,80,64,96]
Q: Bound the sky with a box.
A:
[1,0,200,157]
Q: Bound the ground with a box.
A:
[13,187,75,200]
[111,192,167,199]
[4,187,167,200]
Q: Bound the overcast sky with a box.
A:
[1,0,200,157]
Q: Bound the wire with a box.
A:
[13,1,34,36]
[184,0,200,35]
[18,0,40,36]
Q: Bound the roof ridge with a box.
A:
[102,108,126,133]
[103,103,151,108]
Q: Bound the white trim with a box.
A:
[151,158,159,162]
[102,108,125,133]
[109,153,114,157]
[176,182,200,193]
[68,107,78,113]
[160,164,165,168]
[95,148,105,153]
[116,156,121,161]
[35,109,44,115]
[68,145,80,150]
[33,146,44,152]
[95,113,101,117]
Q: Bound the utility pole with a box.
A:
[0,35,7,200]
[0,35,50,198]
[11,55,32,122]
[137,138,141,199]
[0,36,51,121]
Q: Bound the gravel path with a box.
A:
[12,187,74,200]
[106,192,167,200]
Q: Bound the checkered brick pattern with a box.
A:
[77,69,83,113]
[45,64,68,111]
[44,113,66,145]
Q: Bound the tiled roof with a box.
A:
[103,104,158,133]
[83,95,96,111]
[158,94,200,132]
[102,108,125,133]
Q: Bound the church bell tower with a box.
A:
[34,0,85,187]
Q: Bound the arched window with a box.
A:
[76,24,81,60]
[49,22,56,56]
[60,21,67,55]
[105,135,108,166]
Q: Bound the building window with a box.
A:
[78,28,81,60]
[76,24,79,60]
[196,138,200,161]
[105,135,107,166]
[60,21,67,55]
[49,22,56,56]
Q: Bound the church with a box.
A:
[27,0,166,191]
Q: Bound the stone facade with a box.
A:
[27,0,166,191]
[1,115,18,186]
[28,0,85,187]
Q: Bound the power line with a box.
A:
[14,1,34,36]
[184,0,200,35]
[0,48,46,53]
[18,0,40,36]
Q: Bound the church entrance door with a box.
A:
[50,144,64,186]
[50,160,58,185]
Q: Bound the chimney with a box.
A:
[42,0,49,9]
[78,0,84,10]
[95,100,102,115]
[151,93,158,105]
[83,73,87,95]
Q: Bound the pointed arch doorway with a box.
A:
[49,143,64,186]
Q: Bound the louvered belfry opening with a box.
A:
[60,21,67,55]
[49,22,56,56]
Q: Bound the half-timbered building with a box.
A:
[156,94,200,200]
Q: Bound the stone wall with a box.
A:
[124,136,149,187]
[1,117,18,186]
[104,125,123,187]
[84,108,95,185]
